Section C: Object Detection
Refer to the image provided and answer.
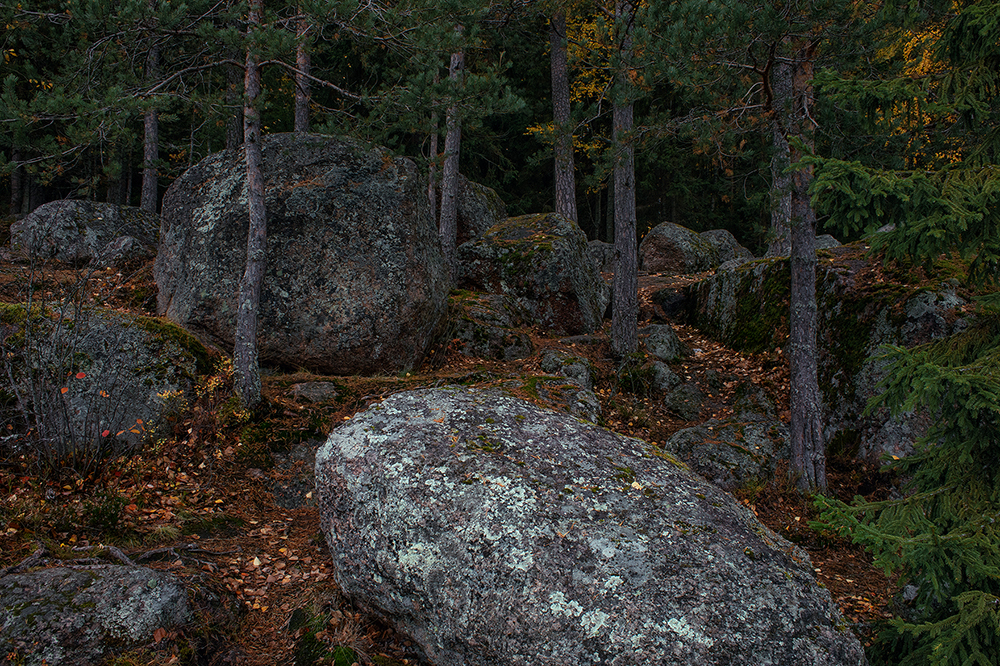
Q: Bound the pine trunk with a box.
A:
[550,11,577,223]
[226,49,244,150]
[234,0,266,410]
[294,14,310,133]
[767,60,792,257]
[439,45,464,280]
[785,43,826,493]
[140,0,160,215]
[9,149,22,217]
[610,0,637,358]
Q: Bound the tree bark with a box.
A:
[234,0,266,410]
[140,0,160,215]
[226,48,244,150]
[294,13,310,133]
[9,149,22,217]
[767,59,792,257]
[785,41,826,493]
[550,11,578,223]
[610,0,637,358]
[439,43,464,280]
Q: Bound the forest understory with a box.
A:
[0,258,899,666]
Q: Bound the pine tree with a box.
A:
[812,2,1000,662]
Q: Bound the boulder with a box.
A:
[457,213,609,335]
[587,239,616,274]
[448,291,534,361]
[9,200,159,265]
[641,324,686,362]
[155,133,449,375]
[0,303,209,454]
[639,223,752,275]
[457,176,508,246]
[664,418,790,492]
[0,565,190,666]
[316,388,866,666]
[539,350,595,391]
[663,383,705,421]
[686,247,969,461]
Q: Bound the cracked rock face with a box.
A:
[315,387,867,666]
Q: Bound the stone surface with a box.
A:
[291,382,339,403]
[457,176,508,246]
[587,239,616,274]
[664,418,790,492]
[155,132,449,375]
[642,324,686,362]
[663,383,705,421]
[540,350,595,391]
[315,388,866,666]
[686,247,969,461]
[639,223,752,275]
[457,213,610,335]
[0,565,190,666]
[9,200,159,265]
[448,292,534,361]
[0,304,209,454]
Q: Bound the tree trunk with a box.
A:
[550,11,578,223]
[234,0,266,410]
[226,49,244,150]
[610,0,637,358]
[294,13,310,133]
[140,0,160,215]
[9,149,22,217]
[427,72,440,223]
[767,60,792,257]
[785,42,826,493]
[439,44,464,280]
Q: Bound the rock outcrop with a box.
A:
[0,304,209,453]
[315,387,867,666]
[639,223,752,275]
[155,132,449,375]
[686,245,968,461]
[457,213,609,335]
[0,565,190,666]
[9,200,159,266]
[447,291,534,361]
[457,175,508,246]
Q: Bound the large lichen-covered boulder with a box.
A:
[9,200,159,265]
[0,304,209,453]
[315,387,867,666]
[457,213,609,335]
[639,222,752,274]
[155,132,449,375]
[687,246,968,461]
[0,565,190,666]
[457,175,508,246]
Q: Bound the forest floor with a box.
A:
[0,258,899,666]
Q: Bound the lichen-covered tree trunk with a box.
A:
[550,11,577,223]
[140,0,160,215]
[785,42,826,493]
[294,13,310,133]
[439,44,464,280]
[610,0,637,358]
[234,0,266,410]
